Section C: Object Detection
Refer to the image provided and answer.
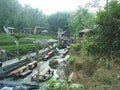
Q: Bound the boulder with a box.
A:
[68,72,78,83]
[49,59,58,69]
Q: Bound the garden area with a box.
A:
[0,33,52,56]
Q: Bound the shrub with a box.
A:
[102,76,112,85]
[68,56,77,64]
[71,43,81,51]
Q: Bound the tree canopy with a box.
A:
[0,0,48,32]
[48,12,70,33]
[82,0,120,59]
[68,6,95,36]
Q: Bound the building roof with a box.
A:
[7,27,15,30]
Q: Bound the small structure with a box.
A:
[43,50,55,61]
[34,26,46,34]
[58,28,72,47]
[3,26,15,34]
[22,27,32,34]
[79,29,90,37]
[42,30,48,33]
[10,65,32,77]
[58,28,70,40]
[27,61,38,70]
[0,59,31,78]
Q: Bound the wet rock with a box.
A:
[49,59,58,69]
[56,69,65,79]
[55,61,67,79]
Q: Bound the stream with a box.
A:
[0,48,70,90]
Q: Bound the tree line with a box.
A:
[0,0,94,34]
[0,0,48,32]
[80,0,120,65]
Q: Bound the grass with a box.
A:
[27,34,52,39]
[65,44,120,90]
[0,33,53,55]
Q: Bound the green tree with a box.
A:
[0,0,19,30]
[48,12,70,33]
[68,6,95,36]
[0,0,49,32]
[11,33,25,59]
[82,0,120,61]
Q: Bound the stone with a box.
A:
[49,59,58,69]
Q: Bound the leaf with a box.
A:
[70,83,84,89]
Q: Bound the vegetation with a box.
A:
[68,6,95,36]
[0,0,48,30]
[0,0,120,89]
[48,12,70,33]
[61,0,120,90]
[45,79,84,90]
[80,0,120,62]
[0,33,52,56]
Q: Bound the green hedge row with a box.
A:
[1,43,49,56]
[1,44,36,55]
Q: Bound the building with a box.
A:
[3,26,15,34]
[79,29,91,37]
[22,27,32,34]
[58,29,72,47]
[34,26,46,34]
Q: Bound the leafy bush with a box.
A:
[71,43,81,51]
[70,83,84,90]
[0,33,51,56]
[102,76,112,85]
[45,79,62,90]
[45,79,84,90]
[68,56,77,64]
[1,44,36,55]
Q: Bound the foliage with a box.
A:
[0,33,33,46]
[11,33,25,40]
[81,0,120,60]
[1,44,35,55]
[68,56,78,64]
[71,43,81,51]
[0,0,19,30]
[101,76,112,85]
[94,0,120,58]
[48,12,70,33]
[27,34,52,39]
[0,0,48,31]
[0,33,51,56]
[68,7,95,36]
[45,78,84,90]
[45,79,63,90]
[70,83,84,90]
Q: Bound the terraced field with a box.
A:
[0,33,52,55]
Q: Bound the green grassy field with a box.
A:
[0,33,53,55]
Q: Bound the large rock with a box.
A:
[68,72,78,83]
[49,59,58,69]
